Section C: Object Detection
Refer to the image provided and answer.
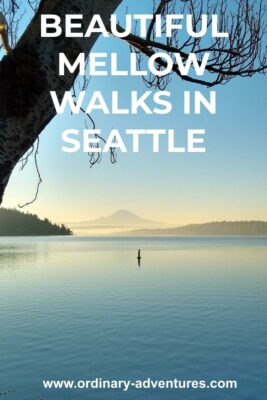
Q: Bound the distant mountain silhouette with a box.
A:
[123,221,267,236]
[0,208,72,236]
[70,209,166,229]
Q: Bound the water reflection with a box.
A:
[0,236,266,400]
[0,243,38,269]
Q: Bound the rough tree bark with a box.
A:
[0,0,122,204]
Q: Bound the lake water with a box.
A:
[0,236,266,400]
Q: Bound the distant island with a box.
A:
[124,221,267,236]
[0,208,72,236]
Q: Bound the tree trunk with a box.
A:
[0,0,122,204]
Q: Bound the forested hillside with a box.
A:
[127,221,267,236]
[0,208,72,236]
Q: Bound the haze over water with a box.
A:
[0,236,266,400]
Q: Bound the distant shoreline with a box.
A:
[117,221,267,237]
[68,221,267,236]
[2,234,267,238]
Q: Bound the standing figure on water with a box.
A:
[137,249,141,267]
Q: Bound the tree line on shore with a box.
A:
[0,208,72,236]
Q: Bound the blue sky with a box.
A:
[2,1,267,224]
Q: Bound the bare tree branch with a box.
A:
[110,0,267,88]
[18,137,42,208]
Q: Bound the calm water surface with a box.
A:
[0,236,266,400]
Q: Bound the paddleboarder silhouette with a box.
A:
[137,249,141,267]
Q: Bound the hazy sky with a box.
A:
[2,1,267,224]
